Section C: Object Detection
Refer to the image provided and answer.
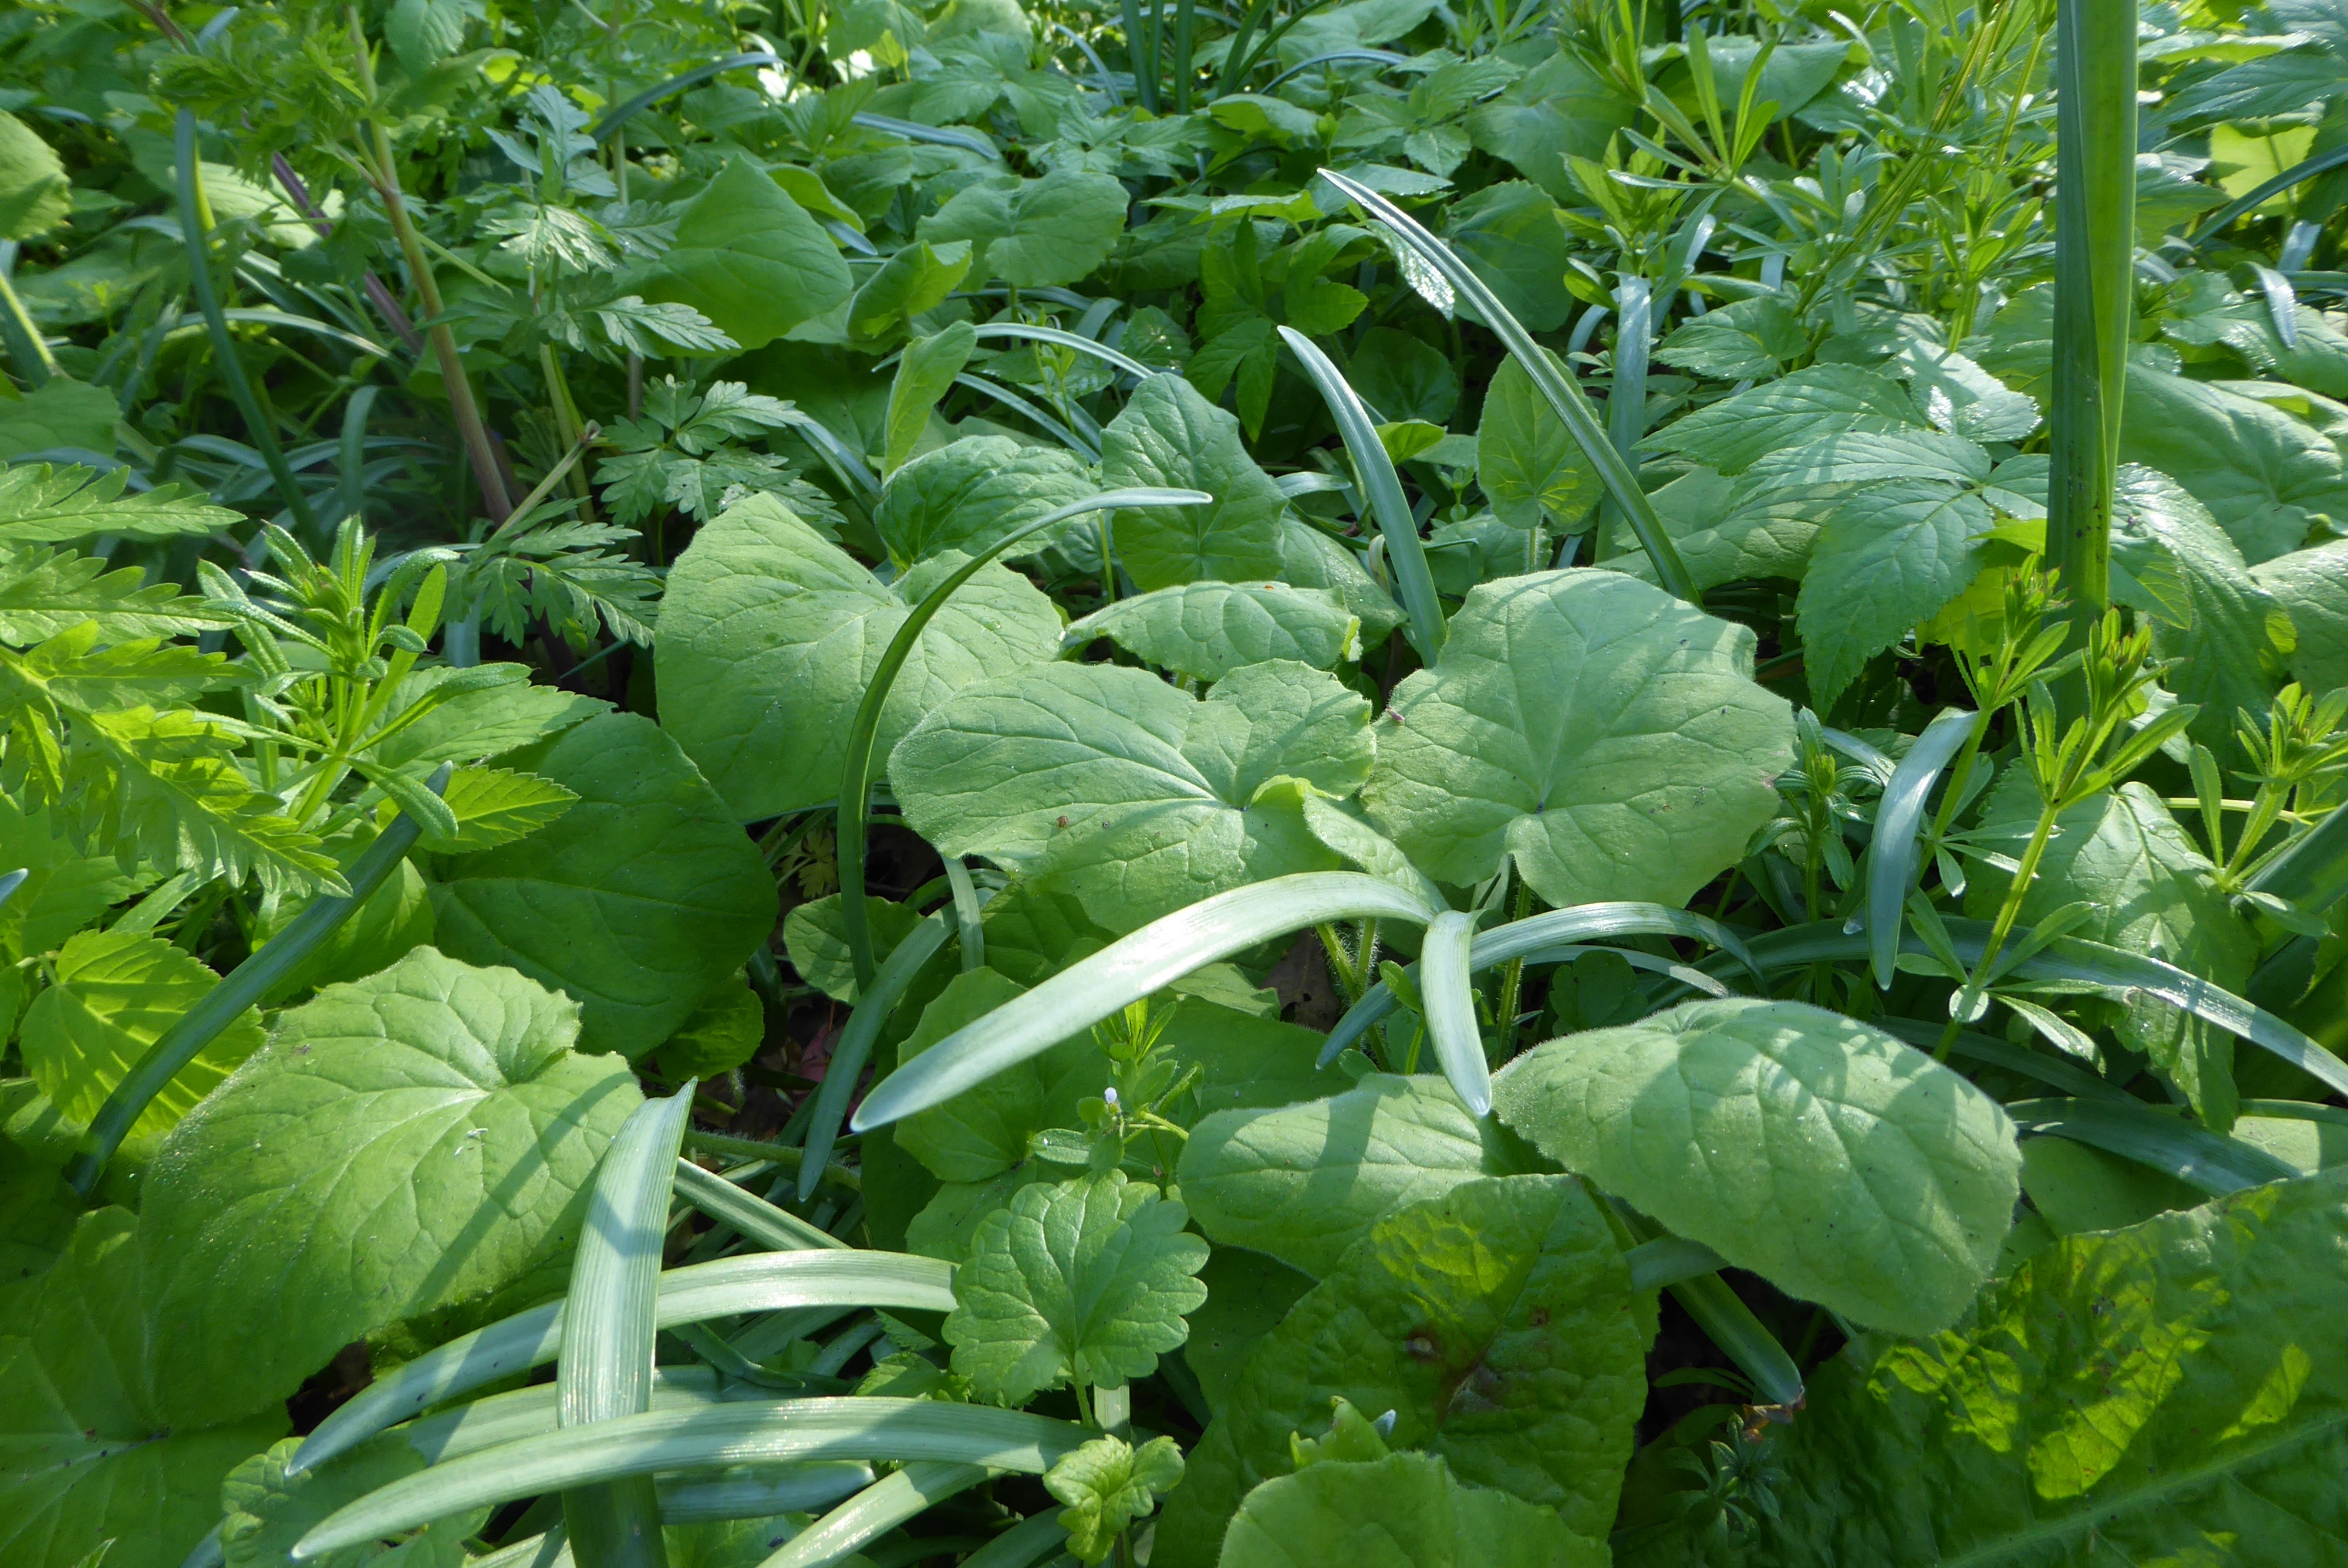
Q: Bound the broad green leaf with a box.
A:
[1065,582,1359,681]
[648,158,854,351]
[1476,348,1601,529]
[657,494,1062,821]
[885,321,976,475]
[1637,364,1927,475]
[1153,1177,1647,1568]
[138,949,641,1426]
[0,465,241,545]
[1600,466,1824,592]
[414,766,576,854]
[1492,997,2022,1336]
[890,660,1367,932]
[2252,537,2348,698]
[1967,779,2258,1128]
[895,966,1099,1182]
[657,975,766,1079]
[0,1137,79,1284]
[0,1209,289,1568]
[1446,181,1577,333]
[2019,1135,2201,1238]
[1654,295,1810,380]
[916,168,1128,289]
[944,1170,1209,1404]
[784,894,928,1004]
[221,1435,481,1568]
[2119,364,2348,563]
[1347,327,1458,427]
[0,795,153,961]
[363,664,608,771]
[1463,52,1637,202]
[1184,1248,1315,1414]
[384,0,470,67]
[19,928,262,1143]
[873,434,1098,565]
[0,110,69,239]
[429,711,778,1057]
[1099,376,1288,592]
[1738,427,1992,491]
[1757,1168,2348,1567]
[0,545,227,644]
[251,827,436,1005]
[1900,343,2040,442]
[1796,479,1997,712]
[850,238,974,340]
[1178,1073,1534,1278]
[0,379,118,459]
[1045,1434,1184,1564]
[1359,569,1795,909]
[1217,1451,1607,1568]
[1278,516,1408,644]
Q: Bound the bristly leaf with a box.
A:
[0,464,244,543]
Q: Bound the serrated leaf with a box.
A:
[1046,1434,1185,1564]
[1492,996,2022,1336]
[6,624,248,711]
[1654,295,1809,380]
[0,546,232,644]
[944,1170,1208,1405]
[0,110,71,241]
[1066,582,1359,682]
[2252,536,2348,699]
[416,766,577,854]
[1796,479,1997,712]
[1638,364,1927,475]
[0,467,242,545]
[220,1435,482,1568]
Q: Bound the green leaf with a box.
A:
[1654,295,1810,380]
[1347,327,1459,427]
[1475,348,1601,529]
[890,660,1368,932]
[916,168,1128,289]
[894,967,1092,1182]
[657,974,766,1079]
[1099,376,1289,592]
[784,894,929,1005]
[19,928,262,1144]
[1967,779,2258,1128]
[0,546,226,646]
[1757,1168,2348,1566]
[0,466,242,545]
[885,321,976,476]
[428,711,780,1057]
[1492,996,2022,1336]
[414,766,576,854]
[944,1170,1208,1405]
[1797,479,1997,712]
[0,379,118,460]
[2252,537,2348,699]
[1463,52,1637,202]
[363,664,607,771]
[0,1136,80,1283]
[1216,1451,1607,1568]
[0,794,153,961]
[136,949,640,1427]
[1184,1248,1315,1414]
[1445,181,1577,334]
[648,158,854,351]
[657,494,1062,822]
[1045,1434,1185,1564]
[1638,364,1927,475]
[1065,582,1359,682]
[850,238,975,340]
[873,434,1098,565]
[0,1210,288,1568]
[2118,364,2348,564]
[1153,1177,1645,1568]
[221,1435,481,1568]
[1178,1074,1534,1278]
[1359,570,1795,909]
[1278,515,1408,644]
[0,110,70,241]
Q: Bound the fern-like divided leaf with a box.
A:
[0,545,235,644]
[0,464,245,543]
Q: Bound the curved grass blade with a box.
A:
[658,1462,878,1525]
[175,109,319,536]
[757,1461,992,1568]
[849,113,999,157]
[1506,943,1736,1001]
[589,51,780,141]
[289,1252,957,1476]
[964,323,1160,382]
[177,1530,224,1568]
[2006,1097,2298,1195]
[1278,326,1445,660]
[2188,143,2348,245]
[853,873,1439,1131]
[2245,800,2348,921]
[296,1400,1089,1558]
[400,1368,754,1464]
[1668,1270,1804,1408]
[1318,902,1762,1066]
[799,906,959,1203]
[838,488,1207,989]
[65,765,446,1197]
[1315,167,1699,603]
[1264,48,1409,87]
[1870,1017,2133,1103]
[1418,910,1489,1115]
[1625,1235,1730,1292]
[1867,708,1979,988]
[673,1157,844,1251]
[949,372,1100,458]
[559,1086,696,1568]
[0,867,26,908]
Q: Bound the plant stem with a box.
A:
[1493,873,1535,1062]
[0,261,58,387]
[1935,797,2062,1059]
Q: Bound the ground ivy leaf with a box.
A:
[647,157,853,350]
[1152,1176,1648,1568]
[1065,581,1360,682]
[1217,1451,1608,1568]
[1045,1434,1186,1564]
[1360,569,1794,910]
[0,1209,289,1568]
[944,1170,1209,1405]
[1796,478,1996,713]
[1099,376,1288,592]
[891,660,1368,932]
[659,494,1064,822]
[1492,996,2022,1336]
[2252,536,2348,699]
[1179,1074,1536,1278]
[1637,363,1927,474]
[428,711,778,1057]
[873,435,1099,566]
[138,948,642,1427]
[1476,348,1603,529]
[1758,1168,2348,1566]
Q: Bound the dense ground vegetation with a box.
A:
[2,0,2346,1562]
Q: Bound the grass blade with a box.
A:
[962,323,1161,381]
[66,765,446,1197]
[1666,1271,1804,1409]
[959,1515,1070,1568]
[1315,167,1701,603]
[1867,708,1979,988]
[560,1086,696,1568]
[1418,910,1489,1116]
[757,1461,992,1568]
[799,905,957,1202]
[2047,0,2137,623]
[1278,325,1446,660]
[296,1400,1089,1557]
[2187,143,2348,245]
[838,488,1209,990]
[673,1157,845,1251]
[657,1462,878,1525]
[289,1252,957,1476]
[853,873,1439,1131]
[2245,801,2348,920]
[2005,1097,2298,1194]
[1625,1236,1729,1292]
